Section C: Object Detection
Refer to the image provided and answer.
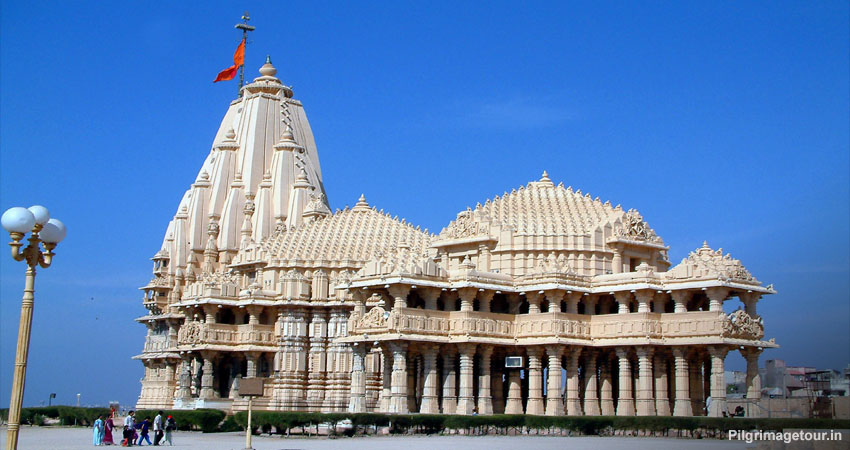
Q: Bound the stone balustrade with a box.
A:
[178,322,276,347]
[351,307,756,344]
[144,335,172,352]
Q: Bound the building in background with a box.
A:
[134,62,778,418]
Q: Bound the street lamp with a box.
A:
[2,205,66,450]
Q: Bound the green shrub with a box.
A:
[136,409,225,433]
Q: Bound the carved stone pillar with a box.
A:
[565,292,581,314]
[654,352,671,416]
[421,345,440,413]
[245,351,259,378]
[566,347,582,415]
[635,347,656,416]
[615,348,635,416]
[546,290,564,313]
[653,294,669,313]
[614,291,632,314]
[672,290,691,314]
[740,292,761,317]
[420,288,441,311]
[505,369,523,414]
[526,347,544,415]
[612,246,623,273]
[458,287,477,312]
[441,347,458,414]
[307,309,328,408]
[199,351,216,399]
[246,305,262,325]
[456,343,477,414]
[177,356,193,399]
[635,291,653,313]
[478,290,494,313]
[348,344,367,413]
[388,284,410,311]
[708,346,729,417]
[742,347,763,411]
[706,287,729,312]
[203,304,217,323]
[389,342,409,413]
[526,292,542,314]
[583,349,600,415]
[600,355,615,415]
[477,345,494,415]
[380,346,393,412]
[545,346,564,416]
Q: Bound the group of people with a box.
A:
[93,410,176,446]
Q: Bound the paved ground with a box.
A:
[0,426,757,450]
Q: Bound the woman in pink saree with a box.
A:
[102,414,115,445]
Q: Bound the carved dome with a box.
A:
[439,171,662,243]
[264,195,433,267]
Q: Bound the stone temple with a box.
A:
[135,60,777,418]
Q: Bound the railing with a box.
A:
[178,322,277,346]
[353,308,731,342]
[144,335,172,352]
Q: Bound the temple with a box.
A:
[135,61,777,418]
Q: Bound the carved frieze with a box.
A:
[357,306,388,329]
[721,309,764,340]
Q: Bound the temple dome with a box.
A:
[265,195,433,268]
[439,171,631,238]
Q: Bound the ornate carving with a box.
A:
[357,306,388,329]
[669,242,758,283]
[722,309,764,340]
[178,321,203,345]
[614,209,662,243]
[440,209,488,239]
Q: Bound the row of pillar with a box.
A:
[349,343,762,417]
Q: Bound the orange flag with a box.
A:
[214,39,245,83]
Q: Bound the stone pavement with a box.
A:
[0,426,755,450]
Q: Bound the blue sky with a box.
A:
[1,1,847,408]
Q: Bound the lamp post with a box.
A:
[2,205,66,450]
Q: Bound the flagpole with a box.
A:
[235,11,255,97]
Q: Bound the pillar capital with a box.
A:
[457,287,477,312]
[615,347,631,359]
[671,290,692,302]
[387,284,410,310]
[708,345,729,359]
[635,346,654,358]
[418,287,441,306]
[634,290,654,302]
[545,289,565,303]
[672,346,688,358]
[526,346,544,359]
[545,345,564,358]
[705,287,729,311]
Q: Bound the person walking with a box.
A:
[152,411,164,446]
[136,417,152,446]
[103,414,115,446]
[122,411,136,447]
[93,415,104,446]
[163,415,176,446]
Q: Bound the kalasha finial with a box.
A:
[259,55,277,77]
